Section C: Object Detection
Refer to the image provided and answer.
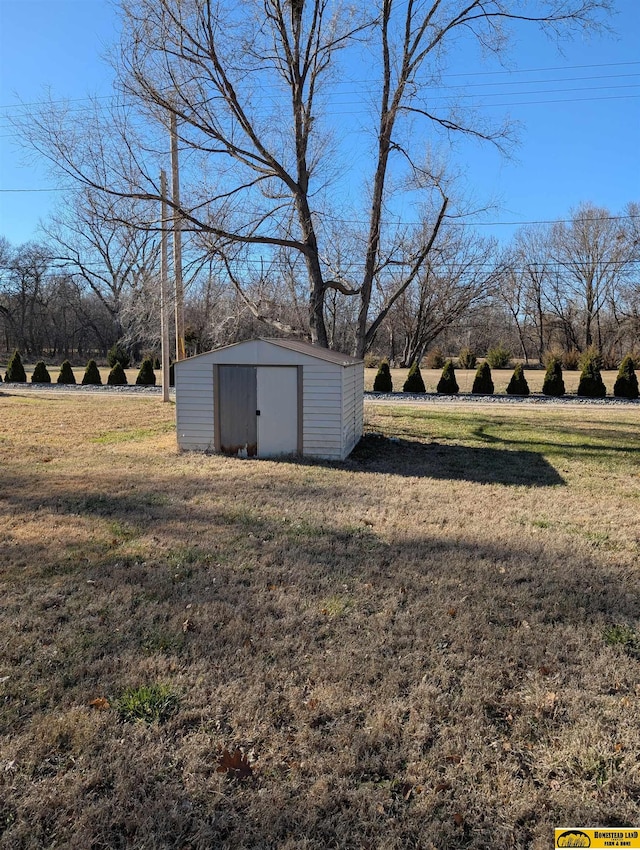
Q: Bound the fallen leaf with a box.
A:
[447,608,457,618]
[89,697,110,711]
[445,754,462,764]
[453,813,464,827]
[216,748,253,780]
[435,782,452,793]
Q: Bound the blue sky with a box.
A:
[0,0,638,247]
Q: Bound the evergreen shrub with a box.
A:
[82,359,102,385]
[107,343,131,369]
[373,360,393,392]
[436,360,459,394]
[107,362,128,385]
[613,355,639,400]
[543,349,562,367]
[542,357,565,397]
[403,361,426,393]
[472,362,494,394]
[136,356,157,386]
[32,361,51,384]
[577,348,606,398]
[5,350,27,383]
[486,344,511,369]
[57,360,77,384]
[457,347,476,370]
[506,363,530,396]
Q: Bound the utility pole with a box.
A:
[170,112,186,361]
[160,169,171,402]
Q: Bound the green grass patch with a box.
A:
[115,684,180,723]
[603,623,640,659]
[368,406,640,470]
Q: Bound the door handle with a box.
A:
[256,410,261,416]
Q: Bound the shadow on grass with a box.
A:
[346,434,565,487]
[2,462,639,849]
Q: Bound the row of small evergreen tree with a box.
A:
[373,352,639,399]
[1,351,158,387]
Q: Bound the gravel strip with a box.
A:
[0,382,174,396]
[365,391,640,407]
[2,383,638,406]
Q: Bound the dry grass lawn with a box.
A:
[1,389,639,849]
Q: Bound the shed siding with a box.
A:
[175,339,364,460]
[176,363,215,451]
[302,364,343,459]
[341,365,363,457]
[342,366,356,455]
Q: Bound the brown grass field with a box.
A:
[1,389,639,849]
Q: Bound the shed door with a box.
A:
[257,366,299,458]
[218,366,257,457]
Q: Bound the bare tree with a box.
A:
[497,225,555,363]
[16,0,612,354]
[613,201,640,351]
[0,242,52,356]
[550,202,632,351]
[393,226,499,367]
[43,188,161,351]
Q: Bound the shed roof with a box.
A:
[174,337,363,368]
[262,338,362,366]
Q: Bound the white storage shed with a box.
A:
[174,338,364,460]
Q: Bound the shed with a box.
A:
[174,338,364,460]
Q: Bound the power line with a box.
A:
[0,196,636,229]
[2,77,638,122]
[0,188,65,193]
[1,91,638,139]
[5,259,639,282]
[442,72,640,89]
[2,59,639,117]
[441,59,640,78]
